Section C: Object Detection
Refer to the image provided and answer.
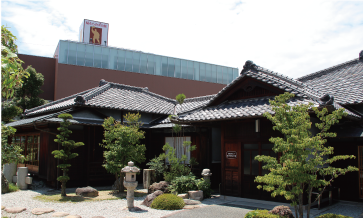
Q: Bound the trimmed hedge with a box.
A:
[245,210,281,218]
[150,194,185,210]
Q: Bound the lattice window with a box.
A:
[12,134,40,166]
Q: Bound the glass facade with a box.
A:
[57,40,239,84]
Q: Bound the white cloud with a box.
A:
[2,0,363,78]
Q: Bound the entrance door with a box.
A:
[223,142,241,196]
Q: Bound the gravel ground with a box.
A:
[1,187,179,218]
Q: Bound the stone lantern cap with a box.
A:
[121,161,140,173]
[201,168,212,176]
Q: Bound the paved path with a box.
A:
[164,205,251,218]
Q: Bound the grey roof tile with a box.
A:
[297,59,363,105]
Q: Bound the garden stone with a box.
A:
[188,190,203,201]
[65,215,82,218]
[32,208,54,215]
[75,186,98,197]
[141,190,163,207]
[4,207,26,213]
[3,163,17,183]
[183,199,202,205]
[16,167,28,190]
[1,206,5,210]
[178,193,189,199]
[52,212,70,217]
[148,181,169,194]
[184,205,200,209]
[1,172,9,194]
[91,216,105,218]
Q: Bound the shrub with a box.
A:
[245,210,281,218]
[146,156,167,182]
[150,193,185,210]
[169,173,198,194]
[196,178,212,198]
[269,205,294,218]
[8,183,19,193]
[315,214,352,218]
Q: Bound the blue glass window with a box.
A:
[132,52,140,73]
[117,50,125,71]
[125,50,133,72]
[228,68,233,84]
[233,68,239,80]
[211,65,217,83]
[187,61,194,80]
[93,46,102,68]
[58,41,68,64]
[174,59,181,78]
[147,54,155,75]
[101,47,109,69]
[140,53,147,74]
[155,55,161,75]
[84,44,94,67]
[194,62,200,81]
[181,60,188,79]
[68,42,77,65]
[200,63,206,82]
[206,64,212,82]
[76,44,85,66]
[167,57,175,77]
[223,67,229,84]
[161,57,168,76]
[108,48,117,70]
[217,66,223,83]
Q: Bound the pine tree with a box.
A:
[52,113,84,197]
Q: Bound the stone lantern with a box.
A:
[201,169,212,185]
[121,161,140,209]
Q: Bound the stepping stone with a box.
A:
[1,206,4,210]
[183,205,200,209]
[53,212,70,217]
[91,216,105,218]
[65,215,82,218]
[4,207,26,213]
[32,208,55,215]
[183,199,202,205]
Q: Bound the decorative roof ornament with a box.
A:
[74,95,86,104]
[99,79,108,87]
[319,94,334,106]
[241,60,258,75]
[359,50,363,61]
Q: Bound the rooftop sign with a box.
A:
[79,19,109,46]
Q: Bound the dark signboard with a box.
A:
[226,151,237,159]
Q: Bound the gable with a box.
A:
[209,78,283,106]
[70,109,106,121]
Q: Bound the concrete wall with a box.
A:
[54,63,226,100]
[18,54,56,101]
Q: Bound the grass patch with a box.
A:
[34,190,147,203]
[7,183,19,193]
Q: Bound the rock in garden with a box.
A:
[65,215,82,218]
[1,172,9,194]
[75,186,98,197]
[183,199,202,205]
[183,205,200,209]
[148,181,170,194]
[4,207,26,213]
[91,216,105,218]
[52,212,70,217]
[188,190,203,201]
[32,208,55,215]
[1,206,5,210]
[269,205,294,218]
[141,190,163,207]
[112,177,122,191]
[178,193,189,199]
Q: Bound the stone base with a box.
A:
[188,190,203,201]
[121,206,146,212]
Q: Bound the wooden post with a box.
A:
[143,169,155,189]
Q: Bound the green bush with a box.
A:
[8,183,19,193]
[169,173,198,194]
[146,156,167,182]
[196,178,212,198]
[245,210,281,218]
[315,214,352,218]
[150,193,185,210]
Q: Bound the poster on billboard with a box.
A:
[79,19,109,46]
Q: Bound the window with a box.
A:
[12,134,40,166]
[165,137,191,164]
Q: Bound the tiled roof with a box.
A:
[7,109,73,127]
[177,96,360,122]
[206,61,323,107]
[297,58,363,105]
[24,80,177,117]
[175,95,215,114]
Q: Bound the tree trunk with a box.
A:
[61,171,67,197]
[307,186,313,218]
[119,172,125,193]
[299,192,303,218]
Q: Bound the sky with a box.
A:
[2,0,363,79]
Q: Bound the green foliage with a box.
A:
[146,156,168,182]
[1,101,23,123]
[315,214,352,218]
[150,193,185,210]
[52,113,84,196]
[160,141,197,182]
[245,210,281,218]
[1,25,29,99]
[175,93,186,105]
[1,124,25,168]
[169,173,212,198]
[100,113,146,192]
[8,183,19,193]
[254,92,358,218]
[14,66,46,111]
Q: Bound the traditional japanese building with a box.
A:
[7,51,363,204]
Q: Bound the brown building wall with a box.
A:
[55,63,226,100]
[18,54,56,101]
